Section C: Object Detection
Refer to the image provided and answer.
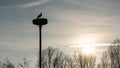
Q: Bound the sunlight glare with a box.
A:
[82,46,94,55]
[70,35,97,55]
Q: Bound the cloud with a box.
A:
[19,0,51,8]
[69,43,114,48]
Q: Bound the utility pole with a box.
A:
[32,13,48,68]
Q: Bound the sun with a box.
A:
[82,46,94,55]
[69,35,97,55]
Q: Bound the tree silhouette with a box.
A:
[41,47,65,68]
[108,39,120,68]
[0,58,15,68]
[74,51,96,68]
[98,52,110,68]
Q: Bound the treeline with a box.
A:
[41,46,96,68]
[0,58,30,68]
[0,39,120,68]
[41,39,120,68]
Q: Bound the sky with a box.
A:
[0,0,120,67]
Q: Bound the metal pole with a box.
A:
[32,13,48,68]
[39,25,42,68]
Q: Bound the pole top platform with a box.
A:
[32,13,48,26]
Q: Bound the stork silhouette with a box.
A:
[37,13,42,19]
